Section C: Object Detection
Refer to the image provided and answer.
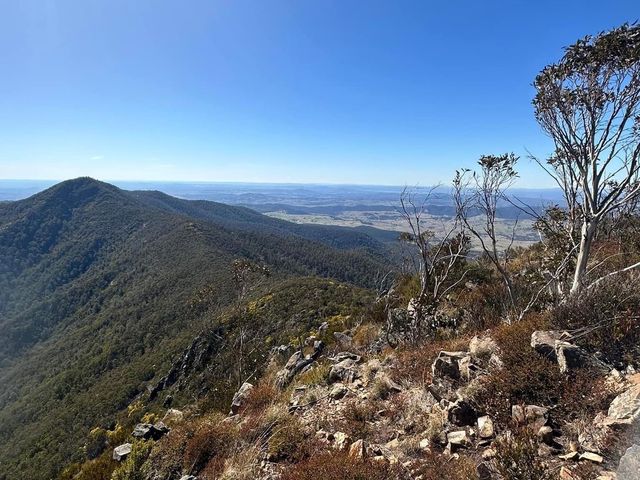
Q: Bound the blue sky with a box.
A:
[0,1,637,187]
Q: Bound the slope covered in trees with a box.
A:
[0,178,392,479]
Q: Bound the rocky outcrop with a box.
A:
[150,328,225,399]
[531,330,609,374]
[328,352,362,384]
[274,341,324,389]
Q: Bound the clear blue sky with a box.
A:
[0,1,637,186]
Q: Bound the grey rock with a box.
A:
[229,382,254,415]
[537,426,554,445]
[132,422,170,440]
[512,404,548,428]
[113,443,132,461]
[617,444,640,480]
[580,451,604,463]
[274,341,325,389]
[447,430,469,447]
[334,331,353,345]
[608,385,640,425]
[531,330,566,360]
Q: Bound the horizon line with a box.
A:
[0,177,561,191]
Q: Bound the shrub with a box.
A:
[493,429,552,480]
[467,314,563,425]
[111,441,153,480]
[297,362,331,386]
[217,445,262,480]
[182,414,236,474]
[241,380,278,414]
[411,451,479,480]
[267,414,310,462]
[551,276,640,367]
[352,323,381,348]
[340,400,378,439]
[280,451,405,480]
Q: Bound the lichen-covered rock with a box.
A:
[531,330,566,360]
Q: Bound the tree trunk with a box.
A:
[569,219,598,295]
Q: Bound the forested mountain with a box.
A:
[0,178,392,479]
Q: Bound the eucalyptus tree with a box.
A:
[533,23,640,294]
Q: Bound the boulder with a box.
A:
[531,330,566,360]
[432,351,470,381]
[607,384,640,425]
[531,331,608,374]
[275,341,325,388]
[537,426,554,445]
[556,343,589,374]
[477,415,495,439]
[332,351,362,363]
[113,443,132,461]
[617,444,640,479]
[132,422,170,440]
[229,382,254,415]
[334,331,353,345]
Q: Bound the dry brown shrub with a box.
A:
[412,451,479,480]
[279,451,406,480]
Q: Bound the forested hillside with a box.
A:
[0,178,392,479]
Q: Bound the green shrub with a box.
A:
[111,441,153,480]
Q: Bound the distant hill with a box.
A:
[0,178,392,479]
